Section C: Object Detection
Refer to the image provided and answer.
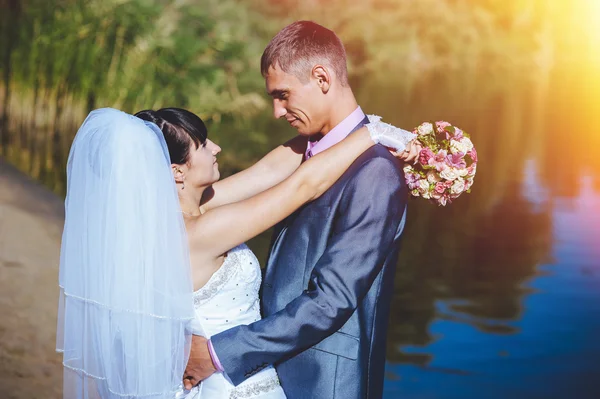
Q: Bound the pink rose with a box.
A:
[435,181,446,194]
[419,147,435,166]
[468,147,478,163]
[467,163,477,177]
[436,121,451,133]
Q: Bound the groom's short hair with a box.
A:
[261,21,349,87]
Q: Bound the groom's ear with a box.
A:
[312,65,331,94]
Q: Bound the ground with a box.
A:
[0,159,64,398]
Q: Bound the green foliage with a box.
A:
[3,0,266,114]
[0,0,553,168]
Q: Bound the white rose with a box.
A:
[417,123,434,136]
[427,170,441,183]
[418,179,430,192]
[461,137,474,152]
[403,165,414,174]
[440,168,459,181]
[457,168,469,177]
[465,177,474,190]
[451,178,466,194]
[450,139,468,155]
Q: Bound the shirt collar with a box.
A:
[306,106,365,158]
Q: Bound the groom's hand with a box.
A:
[183,335,217,390]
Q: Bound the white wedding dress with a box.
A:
[175,244,286,399]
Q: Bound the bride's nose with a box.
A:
[210,141,222,155]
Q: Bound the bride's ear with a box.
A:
[172,164,185,183]
[312,65,331,94]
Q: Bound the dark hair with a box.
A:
[135,108,208,164]
[261,21,349,86]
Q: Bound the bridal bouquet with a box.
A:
[404,121,477,206]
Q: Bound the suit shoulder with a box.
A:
[340,146,408,208]
[339,145,406,196]
[353,145,404,178]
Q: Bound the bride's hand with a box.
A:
[365,115,419,163]
[391,139,422,164]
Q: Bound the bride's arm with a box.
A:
[189,127,375,258]
[199,135,307,213]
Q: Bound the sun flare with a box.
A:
[585,0,600,40]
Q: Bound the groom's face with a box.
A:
[265,65,327,136]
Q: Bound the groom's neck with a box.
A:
[320,88,358,136]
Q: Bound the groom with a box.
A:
[186,21,413,398]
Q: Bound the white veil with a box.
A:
[56,108,195,398]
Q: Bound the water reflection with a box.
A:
[384,173,600,398]
[376,63,600,396]
[385,174,553,364]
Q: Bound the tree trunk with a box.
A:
[29,76,40,174]
[0,0,22,156]
[52,82,67,192]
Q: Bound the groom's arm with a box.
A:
[211,154,407,385]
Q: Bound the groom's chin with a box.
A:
[295,127,319,137]
[293,123,323,138]
[288,121,308,136]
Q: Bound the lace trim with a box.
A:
[193,245,244,306]
[229,375,281,399]
[59,287,194,321]
[62,362,181,398]
[367,114,382,123]
[366,114,416,153]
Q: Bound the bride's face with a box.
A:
[183,138,222,187]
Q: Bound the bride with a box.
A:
[56,107,416,398]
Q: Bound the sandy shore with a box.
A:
[0,158,64,399]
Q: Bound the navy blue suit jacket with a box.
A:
[212,118,408,398]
